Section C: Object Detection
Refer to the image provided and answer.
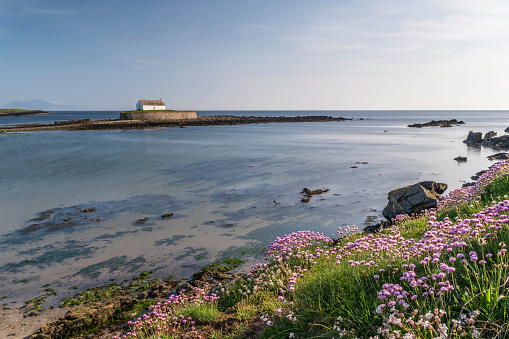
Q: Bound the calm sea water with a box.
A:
[0,110,507,304]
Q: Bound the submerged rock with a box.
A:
[300,188,329,203]
[454,156,467,162]
[382,181,447,220]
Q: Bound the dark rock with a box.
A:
[364,220,392,233]
[300,187,330,203]
[382,181,448,220]
[161,213,174,219]
[480,135,509,150]
[481,131,497,145]
[408,119,465,128]
[80,208,96,213]
[420,181,448,195]
[471,170,487,181]
[487,152,509,160]
[463,131,483,146]
[454,156,467,162]
[505,127,509,132]
[462,182,476,187]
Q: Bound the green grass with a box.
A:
[180,303,222,324]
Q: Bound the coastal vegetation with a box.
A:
[113,160,509,339]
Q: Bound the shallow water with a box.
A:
[0,110,507,304]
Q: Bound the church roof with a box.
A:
[139,99,165,106]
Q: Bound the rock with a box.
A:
[480,135,509,150]
[29,296,137,339]
[363,220,392,233]
[408,119,465,128]
[487,152,509,160]
[382,181,448,220]
[481,131,497,145]
[148,284,170,298]
[300,188,329,203]
[464,130,509,150]
[463,131,483,146]
[161,213,174,219]
[454,156,467,162]
[471,170,487,181]
[505,127,509,132]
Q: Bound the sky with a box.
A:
[2,0,509,110]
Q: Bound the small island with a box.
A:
[0,109,49,117]
[120,99,198,120]
[408,119,465,128]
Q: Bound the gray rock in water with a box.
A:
[481,131,497,145]
[454,156,467,162]
[463,131,483,146]
[487,152,509,160]
[480,135,509,150]
[382,181,448,220]
[505,127,509,132]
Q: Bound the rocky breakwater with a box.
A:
[464,130,509,149]
[0,115,353,132]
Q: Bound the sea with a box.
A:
[0,110,507,305]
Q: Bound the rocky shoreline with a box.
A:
[1,261,244,339]
[0,109,49,117]
[0,115,352,133]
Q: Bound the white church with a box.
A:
[136,99,166,110]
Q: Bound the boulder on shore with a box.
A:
[382,181,447,220]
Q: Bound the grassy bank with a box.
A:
[111,160,509,338]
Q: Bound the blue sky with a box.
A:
[2,0,509,110]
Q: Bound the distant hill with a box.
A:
[0,99,108,111]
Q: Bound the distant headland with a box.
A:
[0,109,49,117]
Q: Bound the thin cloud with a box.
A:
[27,7,73,15]
[286,0,509,59]
[133,59,157,65]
